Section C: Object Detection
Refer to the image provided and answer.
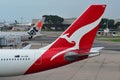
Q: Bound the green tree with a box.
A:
[42,15,64,31]
[108,19,115,29]
[100,18,115,29]
[115,22,120,29]
[100,18,108,29]
[43,15,64,24]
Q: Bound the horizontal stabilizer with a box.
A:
[89,47,104,58]
[90,47,104,52]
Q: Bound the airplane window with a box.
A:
[17,58,19,61]
[28,58,30,60]
[20,58,22,60]
[25,58,28,60]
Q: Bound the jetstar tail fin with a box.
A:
[27,17,45,39]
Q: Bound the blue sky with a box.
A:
[0,0,119,23]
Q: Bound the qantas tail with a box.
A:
[44,4,106,60]
[25,4,106,74]
[27,18,45,39]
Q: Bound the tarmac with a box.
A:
[0,32,120,80]
[0,50,120,80]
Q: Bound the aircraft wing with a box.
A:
[22,44,32,49]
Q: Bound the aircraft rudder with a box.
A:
[52,4,106,49]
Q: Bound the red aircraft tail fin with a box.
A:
[50,4,106,60]
[25,4,106,74]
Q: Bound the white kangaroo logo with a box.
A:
[51,17,102,61]
[60,33,74,44]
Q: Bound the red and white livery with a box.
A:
[0,4,106,77]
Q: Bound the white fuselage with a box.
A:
[0,49,42,76]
